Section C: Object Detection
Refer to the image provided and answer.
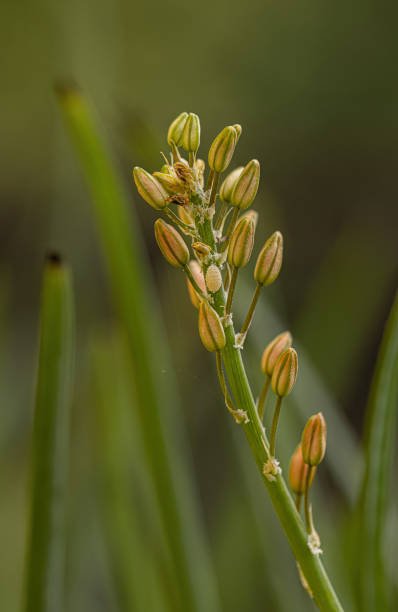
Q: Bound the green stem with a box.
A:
[304,467,315,535]
[220,207,239,253]
[214,201,228,231]
[225,266,238,314]
[166,208,197,236]
[206,169,214,191]
[258,375,271,422]
[208,172,219,209]
[239,284,262,337]
[269,396,282,457]
[295,494,302,513]
[189,152,195,167]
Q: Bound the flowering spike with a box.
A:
[228,216,255,268]
[133,167,169,210]
[154,219,189,268]
[219,167,243,204]
[271,348,298,397]
[187,260,207,308]
[301,413,327,466]
[230,159,260,210]
[261,331,293,377]
[198,302,226,352]
[254,231,283,286]
[167,112,188,146]
[289,444,316,495]
[208,126,237,173]
[181,113,201,153]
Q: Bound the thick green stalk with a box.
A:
[22,255,74,612]
[358,292,398,611]
[199,217,343,612]
[57,87,220,612]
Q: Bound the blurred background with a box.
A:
[1,0,397,610]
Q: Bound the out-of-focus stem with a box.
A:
[269,397,282,457]
[258,376,271,422]
[225,267,238,314]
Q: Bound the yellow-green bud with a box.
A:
[301,413,327,466]
[254,231,283,286]
[186,260,207,308]
[289,444,316,495]
[230,159,260,210]
[205,264,223,293]
[152,172,184,194]
[208,126,237,173]
[228,217,255,268]
[154,219,189,268]
[133,167,169,210]
[198,301,226,352]
[181,113,201,153]
[167,112,188,146]
[219,167,243,204]
[233,124,242,141]
[192,241,212,261]
[271,347,298,397]
[178,205,194,226]
[261,331,293,377]
[160,164,171,175]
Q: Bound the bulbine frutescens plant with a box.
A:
[133,112,343,611]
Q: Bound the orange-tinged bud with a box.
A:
[167,112,188,146]
[178,206,194,226]
[152,171,184,194]
[230,159,260,210]
[208,126,237,173]
[198,301,226,352]
[301,413,327,466]
[133,167,168,210]
[186,260,206,308]
[239,209,259,228]
[254,231,283,286]
[271,348,298,397]
[228,216,255,268]
[219,167,243,204]
[181,113,201,153]
[289,444,316,495]
[261,331,293,376]
[154,219,189,268]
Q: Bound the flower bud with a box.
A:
[230,159,260,210]
[187,260,207,308]
[152,171,184,194]
[219,167,243,204]
[254,231,283,286]
[154,219,189,268]
[178,205,194,226]
[133,167,169,210]
[301,413,327,466]
[192,241,212,261]
[198,301,226,352]
[181,113,201,153]
[233,124,242,141]
[271,348,298,397]
[261,331,293,377]
[228,216,255,268]
[205,264,223,293]
[167,112,188,146]
[208,126,237,173]
[289,444,316,495]
[239,209,259,228]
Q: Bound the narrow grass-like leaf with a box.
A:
[22,254,74,612]
[56,86,220,612]
[358,292,398,611]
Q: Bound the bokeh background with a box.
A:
[1,0,397,610]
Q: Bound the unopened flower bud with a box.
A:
[154,219,189,268]
[228,217,255,268]
[233,124,242,141]
[192,241,212,261]
[271,348,298,397]
[152,172,184,194]
[167,112,188,146]
[230,159,260,210]
[133,167,169,210]
[289,444,316,495]
[208,126,237,173]
[178,206,194,226]
[198,301,226,352]
[205,264,222,293]
[181,113,201,153]
[239,209,259,228]
[301,413,327,466]
[254,231,283,286]
[219,167,243,204]
[187,260,206,308]
[261,331,293,377]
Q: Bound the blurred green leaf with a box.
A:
[22,255,74,612]
[358,292,398,611]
